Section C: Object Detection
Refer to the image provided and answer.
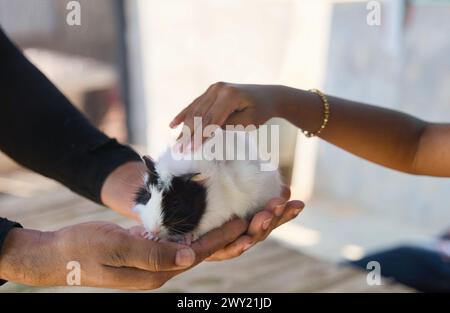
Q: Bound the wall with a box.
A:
[314,2,450,230]
[0,0,118,63]
[126,0,302,166]
[125,0,334,194]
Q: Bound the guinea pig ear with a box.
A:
[181,172,208,184]
[142,155,156,172]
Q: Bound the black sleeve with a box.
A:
[0,27,142,202]
[0,26,142,282]
[0,218,22,286]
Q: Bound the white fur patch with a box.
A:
[137,185,168,237]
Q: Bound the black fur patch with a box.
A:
[143,155,159,185]
[134,156,159,205]
[161,175,207,235]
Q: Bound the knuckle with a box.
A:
[220,226,234,243]
[186,110,195,120]
[232,248,244,258]
[146,245,163,272]
[204,112,214,124]
[192,107,204,117]
[107,250,128,266]
[105,243,130,266]
[213,81,226,90]
[220,85,236,97]
[197,238,214,259]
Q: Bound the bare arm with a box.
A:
[171,83,450,177]
[279,88,446,176]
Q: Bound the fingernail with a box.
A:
[243,242,253,251]
[274,204,284,217]
[262,218,272,231]
[293,209,302,216]
[176,248,195,267]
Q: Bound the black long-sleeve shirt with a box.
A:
[0,28,141,284]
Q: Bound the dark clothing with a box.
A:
[351,245,450,292]
[0,27,141,284]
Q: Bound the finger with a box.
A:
[260,200,305,239]
[100,265,174,290]
[171,84,212,129]
[208,198,295,262]
[280,185,291,201]
[191,218,248,261]
[245,197,285,243]
[274,200,305,228]
[224,110,255,127]
[206,100,239,130]
[181,112,197,143]
[176,124,196,149]
[206,235,253,261]
[176,86,217,139]
[170,106,190,128]
[116,235,196,272]
[189,94,219,149]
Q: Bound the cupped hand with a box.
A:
[206,185,304,261]
[0,219,247,290]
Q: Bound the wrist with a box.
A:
[0,228,60,286]
[101,161,146,220]
[273,86,305,120]
[275,87,326,134]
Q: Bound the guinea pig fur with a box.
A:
[133,131,282,244]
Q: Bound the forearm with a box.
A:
[0,28,141,204]
[277,87,428,174]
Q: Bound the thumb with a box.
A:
[120,235,196,272]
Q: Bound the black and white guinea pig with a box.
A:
[133,131,282,244]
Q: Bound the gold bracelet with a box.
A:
[302,89,330,138]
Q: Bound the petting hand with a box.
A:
[206,185,304,261]
[170,82,292,137]
[0,219,247,290]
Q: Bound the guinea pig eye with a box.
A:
[134,185,151,204]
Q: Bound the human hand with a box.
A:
[206,185,305,261]
[0,219,247,290]
[170,83,293,139]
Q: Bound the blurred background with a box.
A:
[0,0,449,292]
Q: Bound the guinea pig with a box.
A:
[133,131,282,244]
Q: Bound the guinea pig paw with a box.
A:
[182,233,194,246]
[142,231,157,241]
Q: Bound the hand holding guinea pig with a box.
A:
[102,153,303,262]
[132,130,304,255]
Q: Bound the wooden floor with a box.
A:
[0,170,413,293]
